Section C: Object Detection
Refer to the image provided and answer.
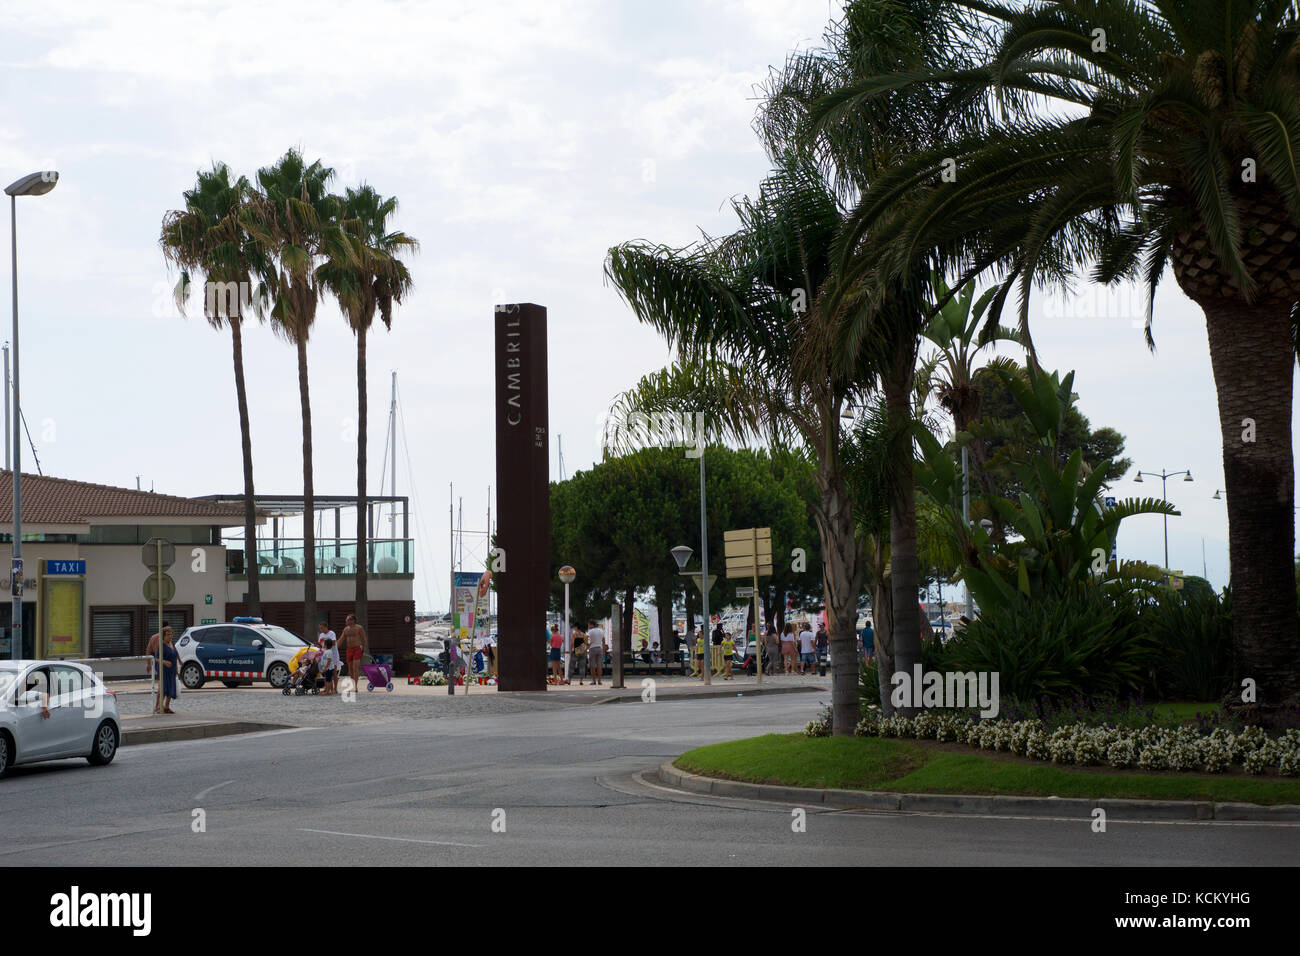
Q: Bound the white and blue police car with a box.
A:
[176,618,310,690]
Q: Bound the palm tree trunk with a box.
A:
[885,339,922,716]
[812,462,865,736]
[870,568,895,716]
[1203,299,1300,715]
[355,323,369,627]
[230,319,260,615]
[297,336,317,639]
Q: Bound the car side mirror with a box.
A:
[252,640,263,648]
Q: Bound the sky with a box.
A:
[1,0,1293,612]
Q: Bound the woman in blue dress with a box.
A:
[160,629,179,714]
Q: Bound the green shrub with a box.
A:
[1140,588,1232,701]
[945,588,1153,705]
[860,658,880,708]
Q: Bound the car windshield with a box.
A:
[258,625,306,648]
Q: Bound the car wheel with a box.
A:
[267,662,290,689]
[0,731,11,778]
[88,721,119,766]
[222,680,244,689]
[181,661,205,690]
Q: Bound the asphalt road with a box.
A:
[2,692,1297,866]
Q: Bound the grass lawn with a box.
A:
[1150,701,1221,723]
[676,734,1300,805]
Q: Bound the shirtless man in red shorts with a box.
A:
[340,613,367,688]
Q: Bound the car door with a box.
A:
[11,666,59,761]
[194,626,235,678]
[48,665,92,756]
[229,627,266,679]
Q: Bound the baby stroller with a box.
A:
[284,648,323,696]
[361,659,395,692]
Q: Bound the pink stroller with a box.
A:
[361,661,395,692]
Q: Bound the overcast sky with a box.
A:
[2,0,1292,612]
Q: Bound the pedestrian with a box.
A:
[158,628,179,714]
[721,633,735,680]
[763,626,780,677]
[860,619,875,661]
[339,613,368,688]
[571,626,588,684]
[695,626,708,680]
[815,624,829,666]
[780,622,797,675]
[798,621,816,674]
[685,626,698,675]
[585,620,606,685]
[548,624,565,683]
[317,619,337,650]
[146,626,173,713]
[486,643,497,677]
[319,637,340,694]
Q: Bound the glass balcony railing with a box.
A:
[225,539,412,576]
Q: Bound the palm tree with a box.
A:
[242,150,350,639]
[605,156,875,735]
[764,0,1013,712]
[160,163,268,615]
[320,185,418,628]
[820,0,1300,714]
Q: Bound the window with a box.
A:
[230,627,261,647]
[50,665,84,702]
[91,611,133,658]
[194,626,232,646]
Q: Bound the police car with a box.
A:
[176,618,310,690]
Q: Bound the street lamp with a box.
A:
[6,170,58,660]
[1133,467,1192,571]
[558,565,575,681]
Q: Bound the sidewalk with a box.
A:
[121,713,290,746]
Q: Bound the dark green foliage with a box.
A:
[859,657,880,708]
[1141,589,1233,702]
[942,589,1153,705]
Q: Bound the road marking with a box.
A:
[194,779,235,801]
[299,828,486,848]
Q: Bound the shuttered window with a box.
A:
[91,611,133,658]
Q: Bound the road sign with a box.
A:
[142,538,175,570]
[143,573,176,604]
[736,586,755,597]
[1103,496,1116,508]
[46,560,86,575]
[688,573,717,594]
[724,527,773,578]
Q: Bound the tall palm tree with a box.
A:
[821,0,1300,715]
[160,163,268,614]
[606,156,875,735]
[764,0,1014,711]
[242,150,350,639]
[320,185,418,628]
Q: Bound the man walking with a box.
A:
[585,620,606,685]
[339,613,367,688]
[686,626,698,676]
[815,624,829,667]
[859,619,875,662]
[797,621,816,675]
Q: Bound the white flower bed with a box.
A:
[838,711,1300,776]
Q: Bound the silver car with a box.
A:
[0,660,121,777]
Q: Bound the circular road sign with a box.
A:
[142,538,175,571]
[143,573,176,604]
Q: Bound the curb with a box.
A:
[122,720,291,747]
[593,685,825,705]
[657,761,1300,822]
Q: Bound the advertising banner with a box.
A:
[452,571,480,640]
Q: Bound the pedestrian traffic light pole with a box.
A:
[698,448,711,686]
[1134,468,1192,570]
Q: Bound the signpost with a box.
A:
[724,527,772,683]
[142,538,173,714]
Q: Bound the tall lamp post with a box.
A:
[1133,467,1192,571]
[671,544,714,686]
[6,171,58,660]
[558,565,575,682]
